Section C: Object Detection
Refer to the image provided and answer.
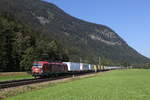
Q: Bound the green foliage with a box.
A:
[122,62,130,67]
[100,56,113,66]
[0,13,69,71]
[147,63,150,67]
[20,47,35,71]
[143,62,150,69]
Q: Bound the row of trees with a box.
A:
[100,56,150,68]
[0,13,69,72]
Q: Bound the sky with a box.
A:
[44,0,150,58]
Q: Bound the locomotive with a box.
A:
[32,61,68,78]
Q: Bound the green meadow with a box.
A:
[5,69,150,100]
[0,72,32,82]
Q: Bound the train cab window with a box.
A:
[33,63,42,68]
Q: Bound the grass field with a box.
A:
[5,69,150,100]
[0,72,32,82]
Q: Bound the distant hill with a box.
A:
[0,0,149,65]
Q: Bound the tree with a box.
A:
[122,62,130,68]
[101,56,112,66]
[20,47,35,71]
[0,19,15,71]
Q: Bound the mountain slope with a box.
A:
[0,0,149,64]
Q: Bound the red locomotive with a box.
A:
[32,61,68,78]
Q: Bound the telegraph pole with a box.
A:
[99,56,101,65]
[80,58,82,63]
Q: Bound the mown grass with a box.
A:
[5,69,150,100]
[0,72,32,82]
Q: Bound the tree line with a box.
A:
[0,13,69,72]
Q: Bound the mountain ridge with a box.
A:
[0,0,149,65]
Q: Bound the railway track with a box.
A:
[0,76,70,89]
[0,70,109,89]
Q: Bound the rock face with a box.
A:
[0,0,149,64]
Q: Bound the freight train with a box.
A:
[32,61,120,78]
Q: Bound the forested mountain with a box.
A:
[0,14,69,71]
[0,0,149,71]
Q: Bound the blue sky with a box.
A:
[44,0,150,58]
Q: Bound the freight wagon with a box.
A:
[63,62,96,72]
[63,62,81,71]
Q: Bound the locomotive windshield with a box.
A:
[33,63,42,68]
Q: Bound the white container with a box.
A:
[63,62,81,71]
[82,63,90,70]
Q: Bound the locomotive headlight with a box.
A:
[35,68,39,73]
[40,70,43,73]
[38,66,42,68]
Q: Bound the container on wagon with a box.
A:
[82,63,90,71]
[63,62,81,71]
